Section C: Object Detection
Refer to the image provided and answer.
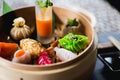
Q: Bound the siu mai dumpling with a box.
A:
[12,49,31,64]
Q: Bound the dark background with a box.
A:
[107,0,120,12]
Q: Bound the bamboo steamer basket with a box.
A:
[0,7,97,80]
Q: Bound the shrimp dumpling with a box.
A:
[54,47,77,61]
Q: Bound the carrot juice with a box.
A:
[36,18,52,37]
[35,5,53,44]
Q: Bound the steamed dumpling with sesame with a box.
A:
[20,38,45,57]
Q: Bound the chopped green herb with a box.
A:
[67,18,79,26]
[36,0,53,8]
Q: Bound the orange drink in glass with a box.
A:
[36,16,52,37]
[35,4,53,44]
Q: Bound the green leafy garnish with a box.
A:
[58,33,88,53]
[3,1,13,15]
[36,0,53,8]
[67,18,79,26]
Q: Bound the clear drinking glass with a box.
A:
[35,4,53,44]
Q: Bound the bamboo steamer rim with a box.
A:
[54,5,96,27]
[0,6,96,70]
